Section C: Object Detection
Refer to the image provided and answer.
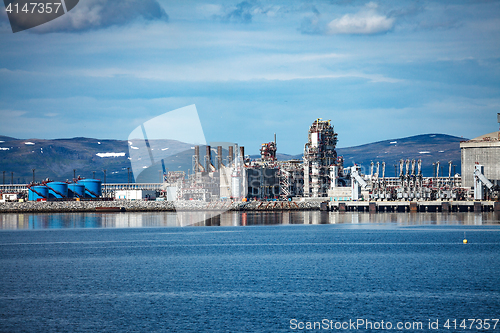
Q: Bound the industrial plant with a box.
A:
[0,114,499,213]
[157,114,500,210]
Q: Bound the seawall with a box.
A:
[0,200,321,213]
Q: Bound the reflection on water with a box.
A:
[0,211,499,230]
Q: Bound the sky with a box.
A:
[0,0,499,154]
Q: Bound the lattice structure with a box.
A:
[279,168,290,199]
[303,119,339,197]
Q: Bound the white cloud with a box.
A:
[32,0,168,33]
[67,50,400,84]
[0,109,27,117]
[328,3,395,35]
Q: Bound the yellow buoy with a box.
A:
[463,239,468,244]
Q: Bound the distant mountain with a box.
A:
[336,134,465,177]
[0,134,466,184]
[0,136,131,184]
[253,134,465,177]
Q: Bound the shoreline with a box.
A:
[0,200,498,214]
[0,200,321,213]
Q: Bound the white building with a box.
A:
[115,190,156,200]
[0,193,18,202]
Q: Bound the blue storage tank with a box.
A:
[46,182,68,199]
[68,183,85,198]
[28,186,48,201]
[78,179,102,198]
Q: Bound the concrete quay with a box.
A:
[330,200,500,213]
[0,200,320,214]
[0,200,498,214]
[0,200,176,213]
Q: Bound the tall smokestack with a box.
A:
[206,145,212,172]
[240,146,245,166]
[217,146,223,170]
[228,146,234,167]
[194,146,200,173]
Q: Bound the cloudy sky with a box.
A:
[0,0,499,154]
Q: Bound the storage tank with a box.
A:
[68,183,85,198]
[78,179,102,198]
[28,185,48,201]
[46,182,68,199]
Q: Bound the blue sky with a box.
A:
[0,0,499,154]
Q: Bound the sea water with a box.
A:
[0,211,499,332]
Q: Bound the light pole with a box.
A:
[92,171,96,179]
[103,169,106,184]
[73,169,76,180]
[127,167,130,185]
[32,169,35,184]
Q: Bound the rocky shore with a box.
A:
[0,200,321,213]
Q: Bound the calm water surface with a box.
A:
[1,211,500,229]
[0,211,499,332]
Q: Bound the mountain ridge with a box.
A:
[0,133,466,183]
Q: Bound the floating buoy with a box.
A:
[463,239,468,244]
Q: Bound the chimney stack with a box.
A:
[206,145,212,172]
[228,146,234,167]
[240,146,245,166]
[217,146,223,170]
[194,146,200,173]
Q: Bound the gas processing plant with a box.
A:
[2,115,499,210]
[161,115,500,205]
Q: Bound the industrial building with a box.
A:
[174,116,499,202]
[177,119,344,202]
[303,119,340,197]
[115,189,156,200]
[460,113,500,188]
[3,116,499,204]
